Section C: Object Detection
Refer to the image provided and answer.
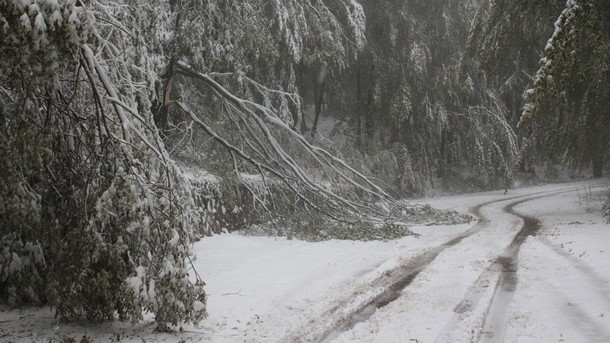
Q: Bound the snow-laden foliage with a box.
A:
[3,0,602,330]
[146,0,403,235]
[457,95,519,189]
[243,198,472,242]
[0,0,208,327]
[518,0,609,177]
[0,0,382,328]
[519,0,589,125]
[325,0,519,193]
[0,234,46,307]
[267,0,365,68]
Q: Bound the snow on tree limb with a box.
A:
[1,0,211,328]
[518,0,585,127]
[174,61,396,220]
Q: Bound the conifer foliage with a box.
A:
[519,0,609,176]
[0,0,208,328]
[1,0,607,330]
[0,0,374,328]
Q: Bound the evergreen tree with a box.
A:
[0,0,208,328]
[326,0,518,194]
[0,0,383,329]
[519,0,610,177]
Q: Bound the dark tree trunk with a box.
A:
[154,58,177,136]
[311,80,325,139]
[438,128,447,178]
[295,62,306,133]
[593,157,604,178]
[356,67,363,143]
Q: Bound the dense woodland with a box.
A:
[1,0,608,329]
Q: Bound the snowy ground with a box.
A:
[1,179,608,342]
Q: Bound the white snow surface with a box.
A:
[1,180,609,342]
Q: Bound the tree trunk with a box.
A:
[295,62,306,133]
[356,67,363,144]
[154,58,177,136]
[311,80,325,139]
[438,128,447,178]
[593,156,604,178]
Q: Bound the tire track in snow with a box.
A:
[477,201,540,343]
[284,192,552,343]
[537,238,610,305]
[435,189,583,343]
[437,185,607,343]
[524,237,610,342]
[435,197,543,343]
[286,185,607,343]
[477,186,609,343]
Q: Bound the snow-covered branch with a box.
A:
[174,61,396,220]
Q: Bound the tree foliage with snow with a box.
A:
[321,0,518,194]
[155,0,402,233]
[518,0,609,177]
[465,0,563,126]
[0,0,394,328]
[0,0,209,328]
[2,0,605,331]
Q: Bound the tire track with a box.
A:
[525,238,610,342]
[477,201,541,343]
[284,191,553,343]
[286,184,606,343]
[438,184,607,343]
[435,189,590,343]
[477,185,608,342]
[537,238,610,305]
[436,198,543,343]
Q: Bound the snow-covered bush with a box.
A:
[0,234,46,307]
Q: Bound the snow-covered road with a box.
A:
[326,182,610,343]
[1,180,608,342]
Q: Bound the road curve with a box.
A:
[284,185,600,343]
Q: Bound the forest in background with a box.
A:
[1,0,608,330]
